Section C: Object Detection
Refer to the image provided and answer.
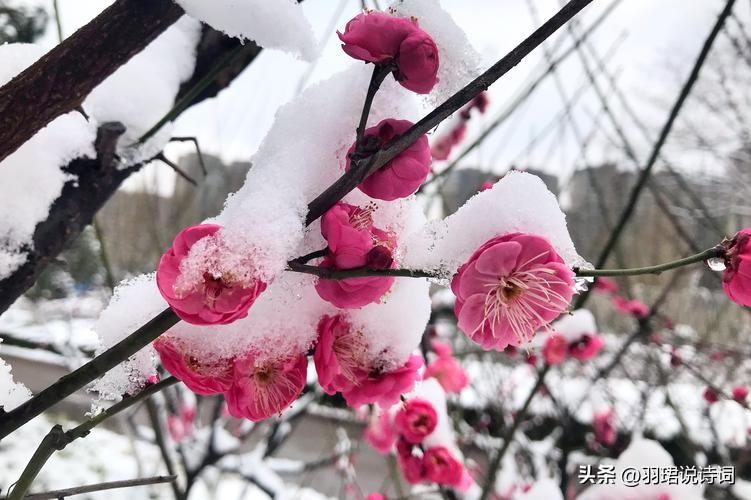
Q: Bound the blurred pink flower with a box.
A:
[342,355,423,408]
[364,411,397,454]
[425,355,469,393]
[568,334,605,361]
[593,277,618,294]
[592,408,616,446]
[733,386,748,403]
[611,296,650,319]
[431,339,453,358]
[423,446,464,487]
[366,494,386,500]
[225,352,307,422]
[154,337,233,395]
[542,334,568,365]
[346,119,431,200]
[156,224,267,325]
[394,398,438,444]
[703,386,719,405]
[479,181,495,191]
[723,229,751,306]
[338,12,439,94]
[451,233,575,351]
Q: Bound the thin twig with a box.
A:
[24,475,177,500]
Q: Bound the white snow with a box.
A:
[0,339,31,411]
[402,171,586,277]
[176,0,319,61]
[518,478,564,500]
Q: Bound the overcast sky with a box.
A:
[21,0,750,194]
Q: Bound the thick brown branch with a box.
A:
[0,0,183,164]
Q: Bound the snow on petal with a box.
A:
[176,0,319,61]
[401,171,586,276]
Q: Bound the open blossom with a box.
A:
[542,334,568,365]
[451,233,575,351]
[394,398,438,444]
[154,337,233,395]
[592,408,616,446]
[338,12,439,94]
[346,119,431,200]
[315,202,397,308]
[364,411,397,454]
[423,446,464,487]
[568,334,605,361]
[342,355,423,408]
[424,355,469,393]
[722,229,751,306]
[156,224,267,325]
[225,352,307,422]
[611,296,649,319]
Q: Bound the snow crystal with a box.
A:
[402,171,586,276]
[176,0,318,61]
[348,277,430,369]
[0,340,31,411]
[390,0,482,105]
[91,274,167,399]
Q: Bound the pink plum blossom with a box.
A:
[345,119,431,200]
[423,446,464,488]
[424,355,469,393]
[341,355,423,408]
[154,337,233,395]
[703,387,719,405]
[733,386,749,403]
[156,224,267,325]
[568,334,605,361]
[611,296,650,319]
[314,314,370,395]
[394,398,438,444]
[451,233,575,351]
[338,12,439,94]
[593,277,619,294]
[722,229,751,307]
[542,334,568,365]
[225,352,307,422]
[364,411,397,454]
[592,408,616,446]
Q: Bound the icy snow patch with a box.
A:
[176,0,318,61]
[0,340,31,411]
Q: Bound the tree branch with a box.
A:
[24,475,177,500]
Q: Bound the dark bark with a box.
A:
[0,0,184,164]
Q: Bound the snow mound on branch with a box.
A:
[348,276,430,369]
[401,171,586,276]
[91,274,167,399]
[176,0,318,61]
[390,0,482,105]
[0,340,31,411]
[0,20,201,281]
[163,272,330,363]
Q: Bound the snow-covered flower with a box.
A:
[154,337,234,395]
[722,229,751,307]
[225,352,307,421]
[338,11,439,94]
[394,398,438,444]
[345,119,431,200]
[156,224,267,325]
[451,233,575,351]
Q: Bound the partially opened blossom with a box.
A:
[542,334,568,365]
[593,277,619,294]
[225,352,308,422]
[345,119,431,200]
[154,337,233,395]
[364,411,397,454]
[338,12,439,94]
[394,398,438,443]
[568,334,605,361]
[733,386,748,403]
[156,224,267,325]
[592,408,616,446]
[611,296,650,319]
[423,446,464,487]
[722,229,751,306]
[451,233,575,351]
[424,355,469,393]
[342,355,423,408]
